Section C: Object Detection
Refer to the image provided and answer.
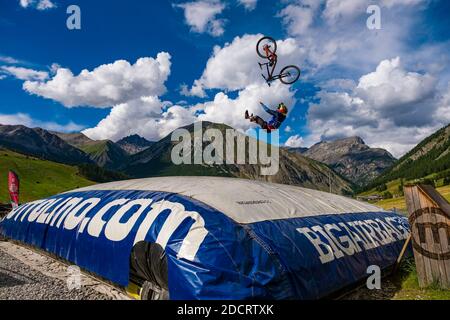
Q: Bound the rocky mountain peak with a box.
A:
[116,134,153,155]
[340,136,365,145]
[304,136,395,186]
[0,124,92,165]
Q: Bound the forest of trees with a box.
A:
[361,124,450,192]
[77,164,129,183]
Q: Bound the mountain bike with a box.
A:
[256,36,301,86]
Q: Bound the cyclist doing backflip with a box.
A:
[242,36,296,133]
[245,102,288,133]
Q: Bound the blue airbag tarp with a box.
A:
[0,190,410,299]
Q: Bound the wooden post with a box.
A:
[404,184,450,289]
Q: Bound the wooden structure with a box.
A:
[404,184,450,289]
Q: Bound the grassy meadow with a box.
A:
[0,149,94,203]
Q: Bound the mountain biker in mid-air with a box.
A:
[245,102,288,133]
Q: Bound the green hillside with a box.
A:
[0,149,95,203]
[79,140,128,169]
[362,124,450,193]
[357,124,450,212]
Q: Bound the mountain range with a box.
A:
[302,137,396,186]
[0,124,92,165]
[121,122,354,194]
[117,134,154,155]
[52,132,149,170]
[2,121,449,199]
[0,122,354,195]
[363,123,450,192]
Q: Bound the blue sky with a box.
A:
[0,0,450,157]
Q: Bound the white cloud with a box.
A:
[238,0,257,11]
[320,78,356,91]
[174,0,226,36]
[278,0,321,36]
[183,34,303,96]
[381,0,426,8]
[0,113,84,132]
[23,53,171,108]
[277,0,430,76]
[323,0,372,25]
[180,81,206,98]
[7,52,179,142]
[197,82,296,131]
[273,0,447,157]
[83,96,196,142]
[49,63,61,75]
[84,82,296,141]
[83,36,297,141]
[435,84,450,124]
[19,0,33,8]
[285,134,305,148]
[284,125,292,133]
[322,0,426,24]
[305,57,446,157]
[36,0,55,10]
[1,66,49,81]
[19,0,56,10]
[170,34,299,139]
[356,57,437,126]
[0,55,20,64]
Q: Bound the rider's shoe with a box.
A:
[245,110,249,119]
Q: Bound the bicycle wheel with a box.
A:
[279,65,301,85]
[256,36,277,59]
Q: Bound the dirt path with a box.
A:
[0,241,130,300]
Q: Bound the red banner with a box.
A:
[8,171,20,208]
